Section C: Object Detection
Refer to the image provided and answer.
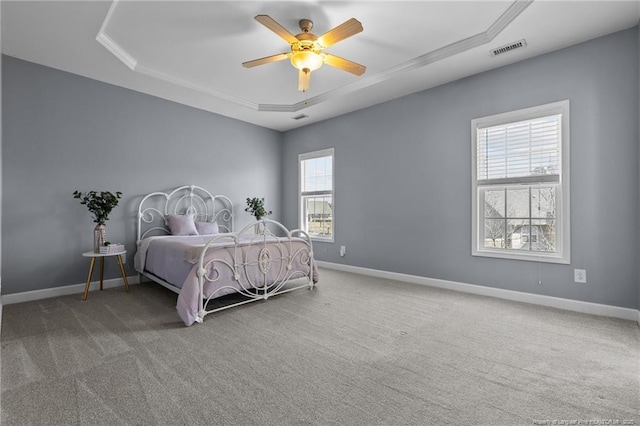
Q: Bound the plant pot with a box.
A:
[255,221,265,235]
[94,224,106,253]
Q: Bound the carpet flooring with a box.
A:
[1,268,639,425]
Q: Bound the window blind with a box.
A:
[301,155,333,196]
[476,114,561,186]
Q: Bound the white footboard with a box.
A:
[195,219,316,323]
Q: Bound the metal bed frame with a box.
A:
[136,185,316,324]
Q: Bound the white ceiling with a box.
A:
[2,1,639,131]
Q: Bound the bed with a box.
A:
[134,185,317,326]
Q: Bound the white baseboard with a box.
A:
[317,261,640,325]
[4,264,640,327]
[1,275,140,305]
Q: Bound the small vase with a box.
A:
[255,220,265,235]
[94,224,106,253]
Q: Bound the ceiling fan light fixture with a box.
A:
[298,68,312,92]
[290,50,324,72]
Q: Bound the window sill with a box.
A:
[472,248,569,264]
[310,236,334,243]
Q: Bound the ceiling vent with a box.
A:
[490,39,527,57]
[292,114,309,120]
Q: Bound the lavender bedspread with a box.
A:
[135,234,317,326]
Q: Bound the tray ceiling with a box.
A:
[2,1,639,131]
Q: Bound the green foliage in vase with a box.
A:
[245,197,272,220]
[73,190,123,225]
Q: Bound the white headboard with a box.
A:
[137,185,233,241]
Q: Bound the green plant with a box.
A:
[245,197,272,220]
[73,190,123,225]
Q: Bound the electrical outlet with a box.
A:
[574,269,586,283]
[340,246,346,257]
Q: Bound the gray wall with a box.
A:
[283,27,640,310]
[0,7,3,310]
[1,55,282,295]
[3,26,640,311]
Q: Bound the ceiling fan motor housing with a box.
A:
[299,19,314,33]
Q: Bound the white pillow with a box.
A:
[195,221,219,235]
[166,214,198,236]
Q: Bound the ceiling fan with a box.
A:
[242,15,366,93]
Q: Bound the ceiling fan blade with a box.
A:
[298,69,311,92]
[323,53,366,76]
[318,18,363,48]
[254,15,299,44]
[242,53,290,68]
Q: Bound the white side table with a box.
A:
[82,250,130,300]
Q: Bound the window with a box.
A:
[299,148,334,241]
[472,100,570,263]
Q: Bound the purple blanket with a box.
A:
[135,234,317,326]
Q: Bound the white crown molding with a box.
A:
[257,103,296,113]
[95,32,137,71]
[317,261,640,325]
[486,0,534,40]
[95,0,136,70]
[96,0,533,114]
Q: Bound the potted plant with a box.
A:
[73,190,123,252]
[245,197,272,220]
[245,197,272,234]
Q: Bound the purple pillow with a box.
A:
[195,221,219,235]
[166,214,198,236]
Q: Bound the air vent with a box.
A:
[490,39,527,57]
[292,114,309,120]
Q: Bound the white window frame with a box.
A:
[299,148,335,242]
[471,100,570,264]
